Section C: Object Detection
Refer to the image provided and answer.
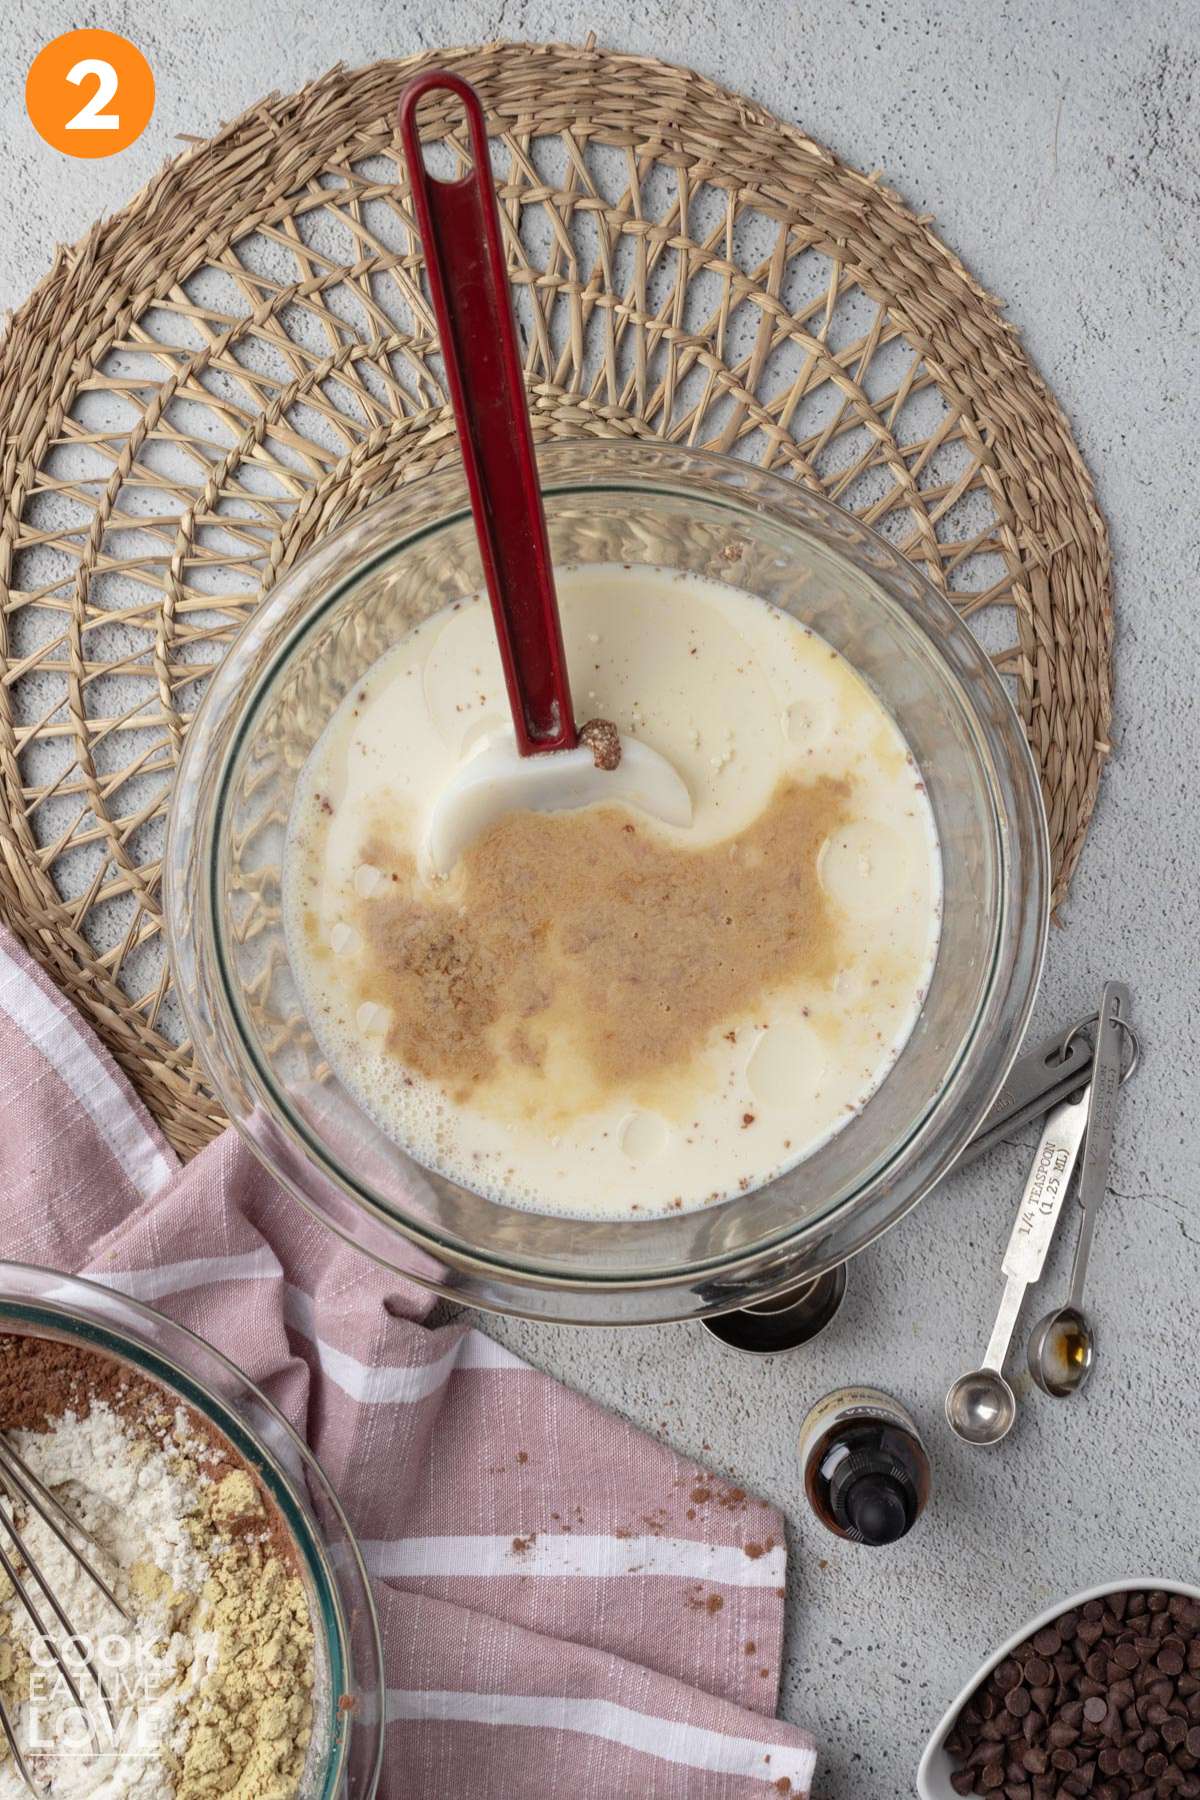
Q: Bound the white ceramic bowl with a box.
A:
[917,1578,1200,1799]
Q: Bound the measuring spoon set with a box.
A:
[946,980,1137,1446]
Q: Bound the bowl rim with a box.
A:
[0,1258,386,1799]
[167,439,1050,1316]
[916,1577,1200,1799]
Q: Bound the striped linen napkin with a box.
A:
[0,925,817,1797]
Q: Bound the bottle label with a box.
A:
[798,1386,923,1467]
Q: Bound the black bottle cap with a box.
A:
[843,1474,911,1546]
[828,1451,917,1546]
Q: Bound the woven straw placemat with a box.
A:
[0,42,1112,1157]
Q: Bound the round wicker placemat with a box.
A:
[0,42,1112,1157]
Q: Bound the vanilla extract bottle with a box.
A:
[798,1388,931,1546]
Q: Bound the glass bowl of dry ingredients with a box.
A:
[0,1262,383,1799]
[166,440,1049,1324]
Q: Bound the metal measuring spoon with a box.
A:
[946,1088,1091,1445]
[1028,980,1131,1398]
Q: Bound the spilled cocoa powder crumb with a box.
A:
[684,1589,725,1616]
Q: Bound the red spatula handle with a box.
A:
[399,72,577,755]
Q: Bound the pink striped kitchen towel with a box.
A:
[0,924,816,1797]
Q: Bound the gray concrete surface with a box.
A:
[3,1,1199,1794]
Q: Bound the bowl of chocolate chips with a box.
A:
[918,1581,1200,1800]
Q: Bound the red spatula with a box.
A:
[398,72,691,874]
[399,69,576,755]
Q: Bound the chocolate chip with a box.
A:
[945,1590,1200,1800]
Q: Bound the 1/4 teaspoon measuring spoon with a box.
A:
[946,1088,1091,1446]
[1027,979,1131,1398]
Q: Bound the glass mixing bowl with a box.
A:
[0,1262,384,1798]
[165,442,1048,1324]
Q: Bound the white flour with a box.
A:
[0,1401,215,1799]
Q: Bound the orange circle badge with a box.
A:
[26,30,154,158]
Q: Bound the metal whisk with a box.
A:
[0,1434,130,1794]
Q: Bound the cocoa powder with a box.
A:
[0,1330,297,1566]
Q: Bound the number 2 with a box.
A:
[64,58,120,131]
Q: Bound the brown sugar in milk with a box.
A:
[284,565,941,1218]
